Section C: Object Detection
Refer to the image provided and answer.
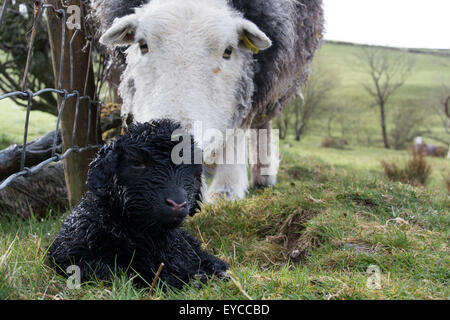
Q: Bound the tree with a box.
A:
[275,108,290,140]
[46,0,100,208]
[429,84,450,157]
[390,99,429,150]
[323,102,351,139]
[278,62,338,141]
[0,1,57,115]
[358,47,414,149]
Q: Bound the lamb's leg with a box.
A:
[250,121,280,189]
[180,230,228,279]
[199,253,229,278]
[80,259,121,283]
[51,258,120,286]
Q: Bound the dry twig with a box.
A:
[147,263,165,298]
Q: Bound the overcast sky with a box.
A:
[323,0,450,49]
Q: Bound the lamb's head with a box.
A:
[99,0,271,141]
[86,120,203,230]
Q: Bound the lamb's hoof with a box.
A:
[216,271,230,280]
[193,281,203,289]
[193,274,207,288]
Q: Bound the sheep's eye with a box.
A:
[138,39,149,54]
[223,46,233,60]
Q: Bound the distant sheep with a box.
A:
[414,137,447,158]
[48,121,228,289]
[90,0,324,200]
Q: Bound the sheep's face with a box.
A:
[100,0,271,148]
[86,120,203,230]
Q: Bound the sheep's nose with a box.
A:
[166,199,187,212]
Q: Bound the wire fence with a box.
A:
[0,0,103,191]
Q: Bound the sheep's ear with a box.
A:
[86,144,119,193]
[237,19,272,54]
[99,15,138,46]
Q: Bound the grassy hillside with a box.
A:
[305,42,450,147]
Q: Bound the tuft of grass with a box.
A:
[320,137,348,150]
[381,147,432,186]
[445,172,450,193]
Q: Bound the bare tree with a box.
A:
[446,95,450,158]
[358,47,414,149]
[429,84,450,157]
[434,88,449,134]
[323,102,352,139]
[275,108,290,140]
[390,99,429,150]
[0,1,57,115]
[284,62,338,141]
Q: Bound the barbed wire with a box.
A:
[0,0,103,191]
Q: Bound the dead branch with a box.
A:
[0,130,61,181]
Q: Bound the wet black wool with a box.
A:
[48,120,228,289]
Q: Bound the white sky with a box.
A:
[323,0,450,49]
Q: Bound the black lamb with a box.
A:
[47,120,228,289]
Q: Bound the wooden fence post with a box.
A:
[46,0,100,209]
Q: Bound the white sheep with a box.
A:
[92,0,324,200]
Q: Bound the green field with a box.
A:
[0,99,56,149]
[306,42,450,147]
[0,42,449,300]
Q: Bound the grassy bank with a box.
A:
[0,139,448,300]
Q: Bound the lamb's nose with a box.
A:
[166,199,187,211]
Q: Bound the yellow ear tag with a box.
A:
[240,34,259,54]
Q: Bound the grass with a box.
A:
[0,99,56,148]
[283,134,449,190]
[0,138,448,300]
[381,147,432,187]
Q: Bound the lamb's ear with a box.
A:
[237,18,272,54]
[99,15,138,47]
[86,144,119,192]
[189,193,202,217]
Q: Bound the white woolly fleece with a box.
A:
[100,0,271,141]
[99,0,280,200]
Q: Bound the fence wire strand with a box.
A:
[0,0,103,192]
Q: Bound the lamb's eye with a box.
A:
[138,39,149,54]
[131,162,146,170]
[223,46,233,60]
